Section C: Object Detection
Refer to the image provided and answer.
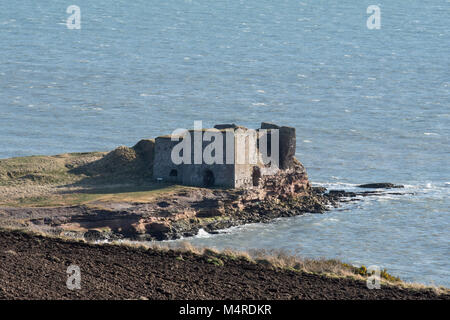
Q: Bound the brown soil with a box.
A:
[0,230,447,300]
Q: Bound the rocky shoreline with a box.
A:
[0,178,409,243]
[0,142,410,242]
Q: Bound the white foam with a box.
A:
[195,228,212,239]
[364,95,381,99]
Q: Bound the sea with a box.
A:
[0,1,448,286]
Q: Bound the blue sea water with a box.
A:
[0,1,448,286]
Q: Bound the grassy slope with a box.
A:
[0,153,98,186]
[0,151,183,207]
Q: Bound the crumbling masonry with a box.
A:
[153,122,296,188]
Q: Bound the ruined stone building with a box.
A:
[153,122,296,188]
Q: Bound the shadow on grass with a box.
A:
[81,183,176,194]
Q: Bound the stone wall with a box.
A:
[234,128,258,188]
[260,122,296,170]
[183,129,235,187]
[153,137,182,183]
[154,130,237,187]
[181,164,235,188]
[153,122,297,188]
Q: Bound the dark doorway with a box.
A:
[203,169,215,187]
[252,166,261,186]
[169,169,178,177]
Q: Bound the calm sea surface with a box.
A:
[1,1,448,286]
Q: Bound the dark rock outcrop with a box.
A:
[214,124,237,130]
[357,183,404,189]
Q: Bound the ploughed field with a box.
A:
[0,230,447,300]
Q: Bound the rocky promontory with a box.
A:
[0,140,407,241]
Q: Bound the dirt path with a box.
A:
[0,230,447,300]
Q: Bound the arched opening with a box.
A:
[169,169,178,177]
[203,169,215,187]
[252,166,261,186]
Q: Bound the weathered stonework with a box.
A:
[153,122,297,189]
[0,125,408,242]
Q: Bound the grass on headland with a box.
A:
[0,149,186,207]
[0,152,105,187]
[0,183,185,207]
